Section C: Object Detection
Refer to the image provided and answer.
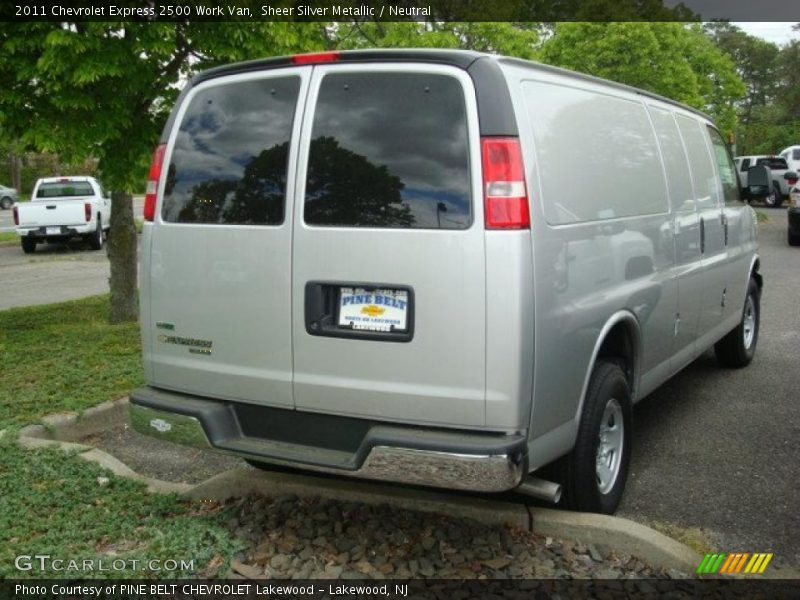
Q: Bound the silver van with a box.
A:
[131,49,762,514]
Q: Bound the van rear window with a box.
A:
[304,72,471,229]
[162,77,300,225]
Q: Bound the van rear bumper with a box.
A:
[129,386,527,493]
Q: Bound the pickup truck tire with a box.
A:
[764,183,782,208]
[558,361,632,514]
[20,237,36,254]
[789,230,800,246]
[715,277,760,368]
[0,196,12,209]
[87,217,103,250]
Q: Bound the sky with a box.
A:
[733,22,799,45]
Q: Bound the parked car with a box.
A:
[130,49,762,514]
[788,184,800,246]
[734,155,794,207]
[779,145,800,175]
[13,176,110,253]
[0,184,18,209]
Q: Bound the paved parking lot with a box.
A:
[0,197,142,310]
[620,210,799,567]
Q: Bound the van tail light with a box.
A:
[290,51,340,65]
[144,144,166,222]
[13,206,19,226]
[481,137,530,230]
[84,202,91,223]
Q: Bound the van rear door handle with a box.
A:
[700,217,705,254]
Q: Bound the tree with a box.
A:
[539,22,746,135]
[703,22,781,124]
[0,21,327,322]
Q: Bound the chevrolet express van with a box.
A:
[131,49,762,514]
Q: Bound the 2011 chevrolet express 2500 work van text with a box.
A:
[130,50,761,514]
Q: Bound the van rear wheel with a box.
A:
[558,361,632,514]
[715,277,760,368]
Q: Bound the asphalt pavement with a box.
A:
[619,209,800,568]
[0,197,143,310]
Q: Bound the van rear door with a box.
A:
[291,64,487,428]
[147,68,310,407]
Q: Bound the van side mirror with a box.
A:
[746,165,771,199]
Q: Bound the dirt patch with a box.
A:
[82,423,247,484]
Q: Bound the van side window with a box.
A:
[707,127,741,205]
[647,106,695,213]
[161,77,300,225]
[675,115,719,209]
[522,81,668,225]
[304,72,470,229]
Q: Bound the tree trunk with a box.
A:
[107,190,139,323]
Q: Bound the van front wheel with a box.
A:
[559,361,632,514]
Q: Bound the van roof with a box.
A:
[186,48,712,131]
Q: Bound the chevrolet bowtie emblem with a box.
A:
[360,305,386,317]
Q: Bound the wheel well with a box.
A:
[596,321,636,391]
[751,259,762,291]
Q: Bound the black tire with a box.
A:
[88,216,103,250]
[764,184,782,208]
[715,277,760,368]
[21,237,36,254]
[558,361,632,514]
[0,196,12,210]
[789,230,800,247]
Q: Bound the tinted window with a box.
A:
[36,182,94,198]
[755,157,788,169]
[523,81,668,224]
[304,73,470,229]
[648,106,695,213]
[794,149,800,160]
[707,127,740,205]
[739,158,750,172]
[162,77,300,225]
[676,115,718,209]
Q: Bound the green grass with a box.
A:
[0,231,17,243]
[0,295,243,578]
[756,210,769,223]
[0,295,144,429]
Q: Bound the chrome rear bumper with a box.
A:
[129,388,526,493]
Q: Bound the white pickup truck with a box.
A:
[13,176,110,254]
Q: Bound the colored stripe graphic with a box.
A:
[700,553,774,575]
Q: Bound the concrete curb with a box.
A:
[18,400,703,574]
[529,507,700,573]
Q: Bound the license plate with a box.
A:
[338,287,409,332]
[46,227,61,235]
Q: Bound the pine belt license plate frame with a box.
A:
[304,281,415,343]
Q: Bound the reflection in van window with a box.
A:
[162,77,300,225]
[647,106,695,213]
[707,128,740,205]
[675,115,718,209]
[522,81,668,225]
[304,72,470,229]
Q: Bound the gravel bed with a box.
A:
[81,423,247,484]
[220,494,688,581]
